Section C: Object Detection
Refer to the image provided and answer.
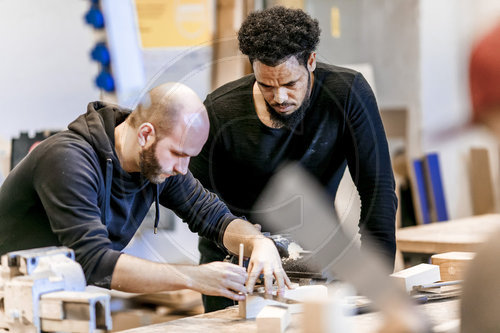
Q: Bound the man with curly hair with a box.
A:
[190,6,397,312]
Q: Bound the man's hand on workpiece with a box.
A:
[246,236,292,295]
[222,218,292,295]
[192,262,248,301]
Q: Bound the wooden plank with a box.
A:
[431,252,475,281]
[469,148,495,215]
[211,0,253,90]
[396,214,500,254]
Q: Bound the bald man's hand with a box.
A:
[110,254,247,299]
[190,262,248,301]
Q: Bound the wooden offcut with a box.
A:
[390,263,441,292]
[239,295,282,319]
[256,305,291,333]
[284,285,328,302]
[431,251,475,281]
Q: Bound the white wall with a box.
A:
[420,0,500,219]
[420,0,500,136]
[0,0,100,141]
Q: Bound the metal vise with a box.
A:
[0,246,112,333]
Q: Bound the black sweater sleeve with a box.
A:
[159,170,237,246]
[33,142,121,288]
[343,73,398,264]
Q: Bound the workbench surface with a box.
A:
[396,213,500,254]
[117,299,459,332]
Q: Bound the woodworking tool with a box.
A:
[412,280,462,291]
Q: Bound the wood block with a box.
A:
[41,318,92,333]
[469,148,495,215]
[283,285,328,314]
[256,305,291,333]
[390,263,441,292]
[284,285,328,302]
[431,252,475,281]
[39,299,64,320]
[239,295,282,319]
[303,298,352,333]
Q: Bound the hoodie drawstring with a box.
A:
[104,158,160,234]
[104,158,113,223]
[153,184,160,234]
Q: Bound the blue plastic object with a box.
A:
[413,159,431,224]
[84,5,104,29]
[95,70,115,92]
[90,43,110,66]
[424,153,449,222]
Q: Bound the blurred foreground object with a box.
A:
[0,247,111,333]
[461,228,500,333]
[470,22,500,138]
[255,163,430,333]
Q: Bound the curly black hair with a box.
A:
[238,6,321,67]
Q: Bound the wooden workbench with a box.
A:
[396,213,500,254]
[117,299,459,332]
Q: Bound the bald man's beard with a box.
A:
[266,72,311,128]
[140,142,174,184]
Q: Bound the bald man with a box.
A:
[0,83,290,299]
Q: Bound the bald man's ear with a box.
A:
[138,123,156,148]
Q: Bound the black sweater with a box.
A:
[190,63,397,265]
[0,102,236,288]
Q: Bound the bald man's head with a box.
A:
[127,83,210,182]
[128,82,207,138]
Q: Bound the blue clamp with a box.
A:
[84,5,104,29]
[95,70,115,92]
[90,43,110,66]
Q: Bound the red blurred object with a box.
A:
[469,23,500,122]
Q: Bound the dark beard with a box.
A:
[266,72,311,129]
[140,141,164,184]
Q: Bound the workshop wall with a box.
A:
[0,0,100,141]
[309,0,500,220]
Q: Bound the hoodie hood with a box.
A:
[67,102,160,233]
[68,101,130,163]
